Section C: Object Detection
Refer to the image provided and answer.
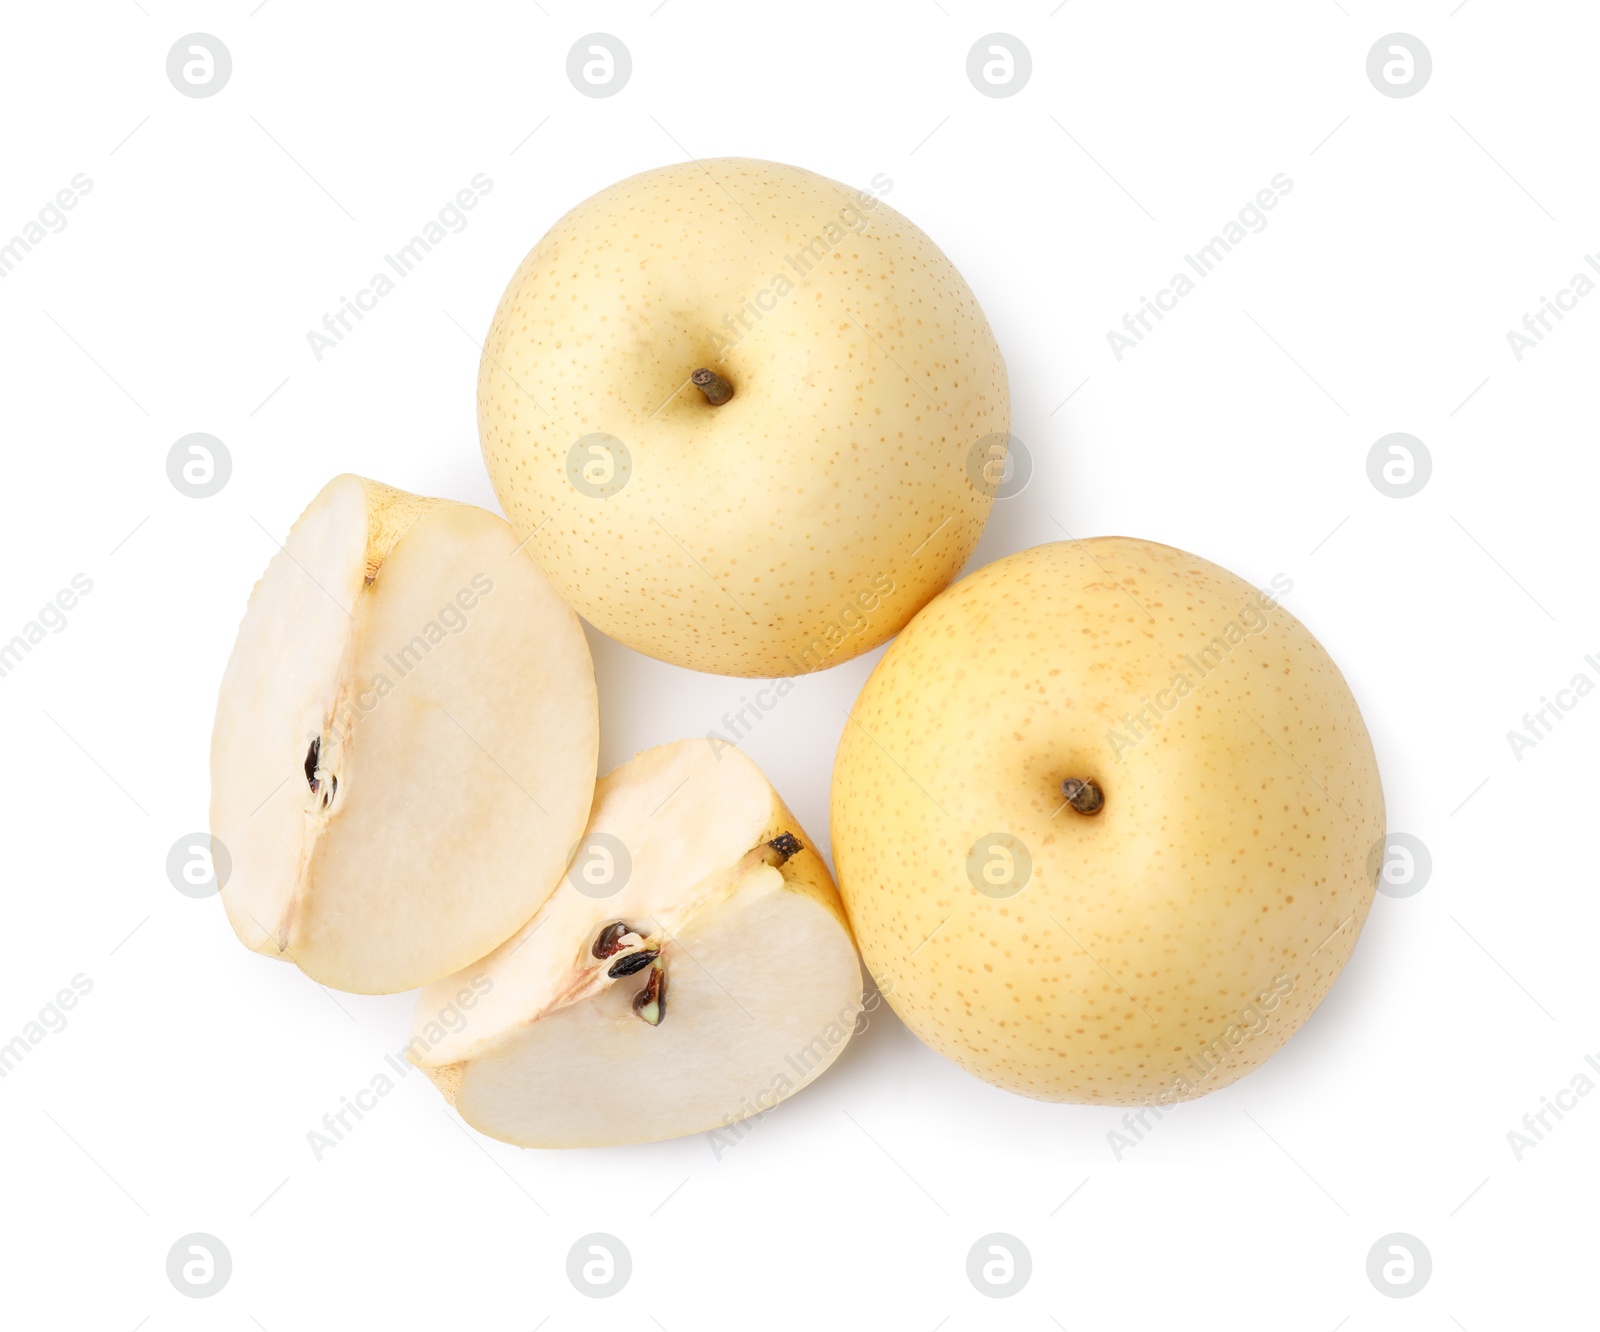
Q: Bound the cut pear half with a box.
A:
[209,474,599,994]
[411,739,864,1147]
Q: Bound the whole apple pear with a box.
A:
[830,537,1384,1104]
[477,158,1009,677]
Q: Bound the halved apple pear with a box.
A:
[410,739,864,1148]
[209,474,598,994]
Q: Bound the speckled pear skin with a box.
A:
[830,537,1385,1105]
[477,157,1009,678]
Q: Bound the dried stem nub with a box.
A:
[690,368,734,406]
[765,833,802,865]
[1061,778,1105,816]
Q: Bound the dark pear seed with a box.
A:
[304,737,321,792]
[632,960,665,1026]
[607,948,659,978]
[767,833,802,864]
[591,921,632,959]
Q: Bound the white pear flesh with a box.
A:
[209,474,599,995]
[411,739,863,1148]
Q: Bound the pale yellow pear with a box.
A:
[830,537,1384,1104]
[477,157,1009,677]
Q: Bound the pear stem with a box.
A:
[1061,778,1104,816]
[691,368,734,405]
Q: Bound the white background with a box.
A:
[1,2,1595,1327]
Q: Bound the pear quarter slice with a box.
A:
[209,474,599,994]
[410,739,864,1148]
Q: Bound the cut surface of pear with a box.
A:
[411,739,864,1148]
[209,474,598,994]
